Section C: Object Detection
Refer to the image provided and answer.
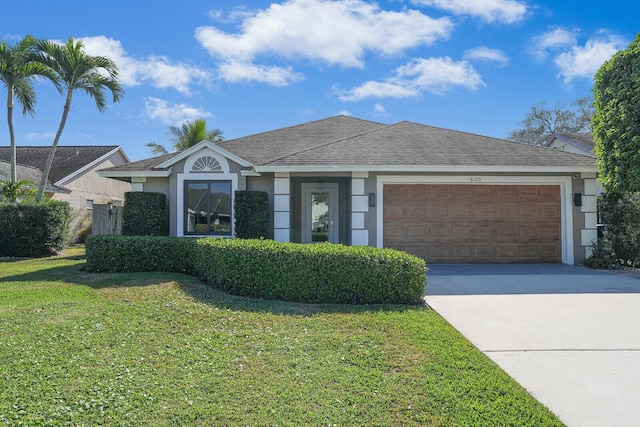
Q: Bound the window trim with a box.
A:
[177,171,238,237]
[184,180,232,236]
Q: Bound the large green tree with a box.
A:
[592,33,640,192]
[146,118,224,156]
[33,37,123,201]
[507,97,594,146]
[0,35,57,183]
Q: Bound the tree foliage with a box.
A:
[0,178,36,202]
[507,97,594,145]
[592,33,640,192]
[0,35,57,183]
[33,37,123,201]
[146,118,224,156]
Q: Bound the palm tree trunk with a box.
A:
[36,90,72,202]
[6,88,17,183]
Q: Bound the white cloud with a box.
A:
[196,0,453,85]
[26,132,56,141]
[463,46,509,66]
[530,27,579,60]
[373,103,387,116]
[143,97,212,126]
[412,0,527,24]
[337,57,484,101]
[79,36,212,95]
[217,61,303,86]
[555,35,626,83]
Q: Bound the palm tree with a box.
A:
[0,35,58,183]
[0,178,36,202]
[33,37,123,201]
[145,118,224,156]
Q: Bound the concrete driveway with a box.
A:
[424,264,640,427]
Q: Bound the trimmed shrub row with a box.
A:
[234,191,270,239]
[0,200,72,257]
[122,192,168,236]
[85,235,427,305]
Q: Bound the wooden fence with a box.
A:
[92,203,123,235]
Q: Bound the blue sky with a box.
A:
[0,0,636,161]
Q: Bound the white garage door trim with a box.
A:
[376,175,574,265]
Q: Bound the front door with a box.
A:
[302,183,339,243]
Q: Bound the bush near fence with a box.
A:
[85,235,427,305]
[0,200,71,257]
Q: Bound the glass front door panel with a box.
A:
[311,192,329,242]
[302,183,338,244]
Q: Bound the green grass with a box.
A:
[0,246,564,426]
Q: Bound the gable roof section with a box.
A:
[0,146,128,184]
[155,140,252,169]
[99,116,387,176]
[98,116,597,176]
[545,132,595,155]
[218,115,386,165]
[0,160,69,193]
[255,121,597,172]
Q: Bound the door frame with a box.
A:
[301,182,339,243]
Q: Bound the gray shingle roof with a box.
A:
[218,115,386,165]
[99,116,597,173]
[101,152,175,172]
[263,121,597,168]
[0,160,68,193]
[0,146,121,183]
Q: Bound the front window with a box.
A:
[185,181,232,235]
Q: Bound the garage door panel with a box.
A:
[383,184,562,263]
[429,205,449,218]
[474,203,495,218]
[452,205,473,219]
[430,185,452,199]
[453,186,474,199]
[384,205,404,220]
[474,186,495,200]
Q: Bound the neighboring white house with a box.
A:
[0,145,132,240]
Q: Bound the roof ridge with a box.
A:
[262,120,391,165]
[220,115,384,145]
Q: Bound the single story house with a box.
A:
[0,145,132,210]
[99,116,599,265]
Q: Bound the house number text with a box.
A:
[469,177,482,183]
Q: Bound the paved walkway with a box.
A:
[424,264,640,427]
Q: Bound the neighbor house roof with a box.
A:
[0,160,69,193]
[545,132,595,156]
[98,116,597,176]
[0,146,129,184]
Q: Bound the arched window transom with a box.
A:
[191,155,222,173]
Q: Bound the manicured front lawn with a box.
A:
[0,246,563,426]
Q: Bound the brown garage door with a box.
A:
[383,184,561,262]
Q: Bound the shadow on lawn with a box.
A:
[2,261,424,316]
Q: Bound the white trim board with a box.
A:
[375,175,574,265]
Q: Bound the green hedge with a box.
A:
[122,192,168,236]
[0,200,71,257]
[234,190,270,239]
[85,235,427,305]
[85,235,197,274]
[590,192,640,267]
